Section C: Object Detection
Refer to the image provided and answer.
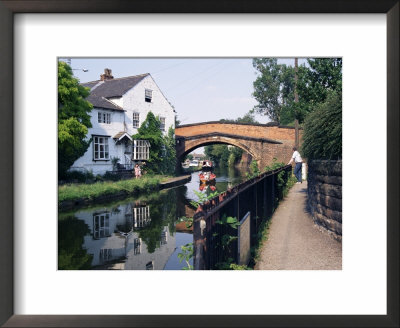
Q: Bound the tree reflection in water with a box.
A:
[58,216,93,270]
[58,188,186,269]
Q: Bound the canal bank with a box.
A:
[58,174,191,211]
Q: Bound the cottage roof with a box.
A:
[81,73,150,110]
[113,131,132,142]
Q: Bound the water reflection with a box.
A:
[58,166,247,270]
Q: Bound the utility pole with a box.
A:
[294,58,299,149]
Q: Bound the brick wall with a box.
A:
[307,160,342,241]
[176,122,299,142]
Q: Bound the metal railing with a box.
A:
[193,165,292,270]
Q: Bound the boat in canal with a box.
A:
[201,160,213,171]
[199,160,216,183]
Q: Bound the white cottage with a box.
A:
[71,69,175,175]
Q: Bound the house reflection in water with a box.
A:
[73,200,177,270]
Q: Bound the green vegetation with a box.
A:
[58,61,93,179]
[132,112,176,175]
[182,165,201,173]
[177,243,194,270]
[58,188,181,269]
[219,111,259,124]
[251,58,342,126]
[58,216,93,270]
[204,144,243,168]
[301,91,342,160]
[58,175,168,204]
[189,190,219,208]
[252,58,299,124]
[246,160,261,179]
[299,58,342,108]
[160,126,177,174]
[184,154,193,161]
[60,170,96,184]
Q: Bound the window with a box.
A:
[98,112,111,124]
[133,238,141,255]
[160,117,166,131]
[93,136,109,160]
[100,249,112,262]
[132,140,150,160]
[134,206,150,228]
[93,213,110,239]
[145,89,152,102]
[160,230,167,245]
[132,112,140,128]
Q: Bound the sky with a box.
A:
[66,57,305,125]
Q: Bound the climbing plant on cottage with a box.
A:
[58,61,93,178]
[132,112,176,175]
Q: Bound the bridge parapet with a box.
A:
[176,121,298,142]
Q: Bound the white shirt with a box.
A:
[292,151,302,163]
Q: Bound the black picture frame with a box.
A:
[0,1,398,327]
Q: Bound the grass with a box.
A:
[58,175,170,204]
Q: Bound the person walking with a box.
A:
[287,147,303,184]
[134,164,140,179]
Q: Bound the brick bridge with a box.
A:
[175,121,301,170]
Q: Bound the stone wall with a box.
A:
[307,160,342,241]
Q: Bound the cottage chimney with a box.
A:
[100,68,114,81]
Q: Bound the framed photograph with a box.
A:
[1,1,398,327]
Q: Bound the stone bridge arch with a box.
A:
[175,122,300,171]
[176,133,275,165]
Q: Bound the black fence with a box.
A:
[193,165,292,270]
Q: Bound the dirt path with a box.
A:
[255,181,342,270]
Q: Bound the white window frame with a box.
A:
[132,140,150,160]
[93,136,110,160]
[145,89,152,102]
[98,111,111,124]
[93,213,110,239]
[132,112,140,128]
[160,117,166,131]
[134,206,150,228]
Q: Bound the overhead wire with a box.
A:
[172,60,236,99]
[151,61,187,75]
[164,59,226,92]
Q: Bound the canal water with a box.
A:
[58,166,247,270]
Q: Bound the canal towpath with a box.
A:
[255,181,342,270]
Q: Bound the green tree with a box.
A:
[132,112,164,174]
[298,58,342,108]
[161,126,177,175]
[58,61,93,178]
[251,58,300,124]
[252,58,341,126]
[58,216,93,270]
[219,111,259,124]
[204,144,230,167]
[301,91,342,160]
[133,112,176,175]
